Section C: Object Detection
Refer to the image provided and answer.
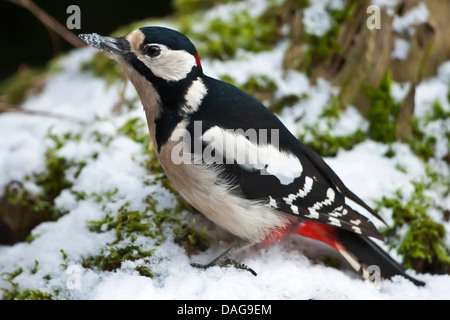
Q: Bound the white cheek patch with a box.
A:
[182,77,208,113]
[137,45,196,81]
[202,126,303,185]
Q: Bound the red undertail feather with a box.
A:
[263,221,339,250]
[295,220,339,250]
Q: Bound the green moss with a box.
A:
[174,218,210,257]
[408,120,437,160]
[82,197,177,275]
[118,117,150,146]
[28,131,86,212]
[1,268,50,300]
[298,29,341,72]
[268,94,308,114]
[0,129,99,244]
[407,101,449,160]
[219,74,278,104]
[4,182,52,217]
[0,68,45,104]
[82,245,156,272]
[144,195,179,238]
[219,74,238,86]
[299,127,366,157]
[447,87,450,104]
[87,202,156,242]
[81,52,122,86]
[297,97,366,157]
[296,0,363,72]
[320,96,342,120]
[426,101,450,121]
[378,181,450,274]
[136,266,155,278]
[30,260,39,274]
[181,8,279,60]
[9,290,52,300]
[219,73,306,114]
[365,71,400,143]
[240,75,278,103]
[34,133,83,202]
[1,268,22,292]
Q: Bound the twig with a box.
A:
[0,103,87,125]
[5,0,86,48]
[112,80,128,115]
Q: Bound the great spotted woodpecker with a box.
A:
[79,27,424,286]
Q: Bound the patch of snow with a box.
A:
[325,141,426,215]
[371,0,398,16]
[302,0,339,37]
[391,37,411,60]
[279,77,336,134]
[415,61,450,118]
[391,81,411,104]
[392,2,429,34]
[203,0,269,23]
[203,41,288,83]
[330,107,368,136]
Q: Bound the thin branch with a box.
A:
[0,103,87,125]
[5,0,86,48]
[112,80,128,115]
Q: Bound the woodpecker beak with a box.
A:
[78,33,129,59]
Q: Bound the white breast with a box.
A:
[158,122,293,243]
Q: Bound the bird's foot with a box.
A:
[191,258,257,276]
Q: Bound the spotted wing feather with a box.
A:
[188,76,383,240]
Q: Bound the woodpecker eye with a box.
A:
[145,45,161,57]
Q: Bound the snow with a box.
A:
[325,141,426,217]
[329,106,369,136]
[392,2,429,34]
[203,0,269,22]
[391,37,411,60]
[1,4,450,300]
[371,0,397,16]
[302,0,345,36]
[391,81,411,104]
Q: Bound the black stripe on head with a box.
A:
[138,26,198,56]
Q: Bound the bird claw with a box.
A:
[191,259,257,276]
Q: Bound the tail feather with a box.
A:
[336,228,425,286]
[296,221,425,286]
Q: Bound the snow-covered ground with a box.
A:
[0,0,449,300]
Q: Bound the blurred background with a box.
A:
[0,0,173,82]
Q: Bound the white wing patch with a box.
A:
[352,226,362,234]
[305,188,336,220]
[182,77,208,113]
[282,176,314,208]
[202,126,303,185]
[328,217,341,227]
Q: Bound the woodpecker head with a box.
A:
[79,26,202,85]
[79,27,205,119]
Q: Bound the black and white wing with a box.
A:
[189,76,384,240]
